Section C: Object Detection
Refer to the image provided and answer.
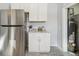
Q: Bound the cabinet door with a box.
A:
[29,3,47,21]
[38,4,47,21]
[29,3,38,21]
[29,33,39,52]
[40,33,50,52]
[23,3,30,12]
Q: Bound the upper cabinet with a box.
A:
[29,3,47,22]
[29,3,38,21]
[38,4,47,21]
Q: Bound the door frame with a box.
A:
[62,3,77,52]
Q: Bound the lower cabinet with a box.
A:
[40,35,50,52]
[28,33,50,52]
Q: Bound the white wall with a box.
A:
[47,3,58,46]
[57,4,63,49]
[57,3,72,50]
[56,3,69,49]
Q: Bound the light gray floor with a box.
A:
[25,46,76,56]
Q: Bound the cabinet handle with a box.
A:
[38,39,40,52]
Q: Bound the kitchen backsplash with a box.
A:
[26,22,47,32]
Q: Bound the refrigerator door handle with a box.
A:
[0,25,23,27]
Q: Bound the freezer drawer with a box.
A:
[13,27,25,56]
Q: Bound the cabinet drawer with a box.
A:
[28,33,50,39]
[28,33,39,39]
[38,33,50,38]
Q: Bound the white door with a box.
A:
[40,34,50,52]
[29,33,39,52]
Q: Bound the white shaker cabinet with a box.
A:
[28,33,39,52]
[39,33,50,52]
[29,3,38,21]
[28,32,50,52]
[38,4,47,21]
[29,3,47,21]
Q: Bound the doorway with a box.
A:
[67,3,79,55]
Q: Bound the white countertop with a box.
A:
[28,31,49,33]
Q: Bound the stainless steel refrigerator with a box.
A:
[0,9,25,56]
